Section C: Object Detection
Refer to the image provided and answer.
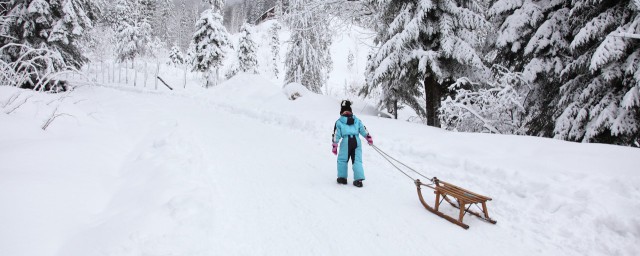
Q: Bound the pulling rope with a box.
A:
[370,144,433,182]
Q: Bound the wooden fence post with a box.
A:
[144,61,148,87]
[101,61,104,83]
[183,63,187,88]
[133,60,138,87]
[118,62,121,83]
[155,62,160,90]
[125,61,129,85]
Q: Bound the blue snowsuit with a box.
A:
[333,114,369,181]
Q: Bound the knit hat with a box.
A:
[340,100,352,114]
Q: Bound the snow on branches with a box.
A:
[284,0,333,94]
[237,24,258,74]
[440,66,528,134]
[189,8,230,87]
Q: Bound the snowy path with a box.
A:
[1,81,639,256]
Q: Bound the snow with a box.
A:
[2,73,640,256]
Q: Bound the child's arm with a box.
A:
[332,122,342,143]
[358,120,370,138]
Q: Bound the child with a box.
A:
[331,100,373,187]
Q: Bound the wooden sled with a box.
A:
[415,177,497,229]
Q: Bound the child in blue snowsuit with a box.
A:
[332,100,373,187]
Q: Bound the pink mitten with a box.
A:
[332,143,338,155]
[366,135,373,145]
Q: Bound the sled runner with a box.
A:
[371,145,497,229]
[415,178,496,229]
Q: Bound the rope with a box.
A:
[369,144,433,182]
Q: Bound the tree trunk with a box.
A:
[424,75,442,127]
[394,99,398,120]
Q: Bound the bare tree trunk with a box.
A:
[215,67,219,87]
[425,75,441,127]
[394,99,398,120]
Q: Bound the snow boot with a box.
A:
[353,179,363,187]
[337,177,347,185]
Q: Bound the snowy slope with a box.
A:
[1,75,639,256]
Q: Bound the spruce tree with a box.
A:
[284,0,332,93]
[363,0,490,126]
[114,0,152,63]
[0,0,100,69]
[168,44,185,66]
[189,7,230,87]
[554,0,640,145]
[488,0,571,136]
[269,22,282,78]
[237,23,258,74]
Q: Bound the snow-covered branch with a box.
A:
[440,68,529,134]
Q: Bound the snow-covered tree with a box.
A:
[269,22,282,78]
[153,0,174,43]
[210,0,225,14]
[252,0,265,24]
[487,0,571,136]
[189,8,230,87]
[284,0,333,93]
[362,0,490,126]
[114,0,153,63]
[0,0,101,69]
[275,0,285,17]
[440,66,528,134]
[168,44,185,66]
[554,0,640,145]
[237,23,258,74]
[347,49,354,72]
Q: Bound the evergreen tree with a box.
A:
[275,0,284,17]
[347,49,354,72]
[269,22,282,78]
[168,44,185,66]
[189,7,230,87]
[237,23,258,74]
[488,0,571,136]
[153,0,174,43]
[284,0,333,93]
[114,0,153,62]
[554,0,640,145]
[252,0,265,24]
[363,0,490,126]
[0,0,101,68]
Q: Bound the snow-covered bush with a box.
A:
[440,66,528,134]
[283,82,311,101]
[0,43,71,92]
[1,0,99,69]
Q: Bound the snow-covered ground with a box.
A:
[1,73,639,256]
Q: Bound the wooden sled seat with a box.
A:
[415,177,496,229]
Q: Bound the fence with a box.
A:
[68,60,193,90]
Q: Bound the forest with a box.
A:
[1,0,639,147]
